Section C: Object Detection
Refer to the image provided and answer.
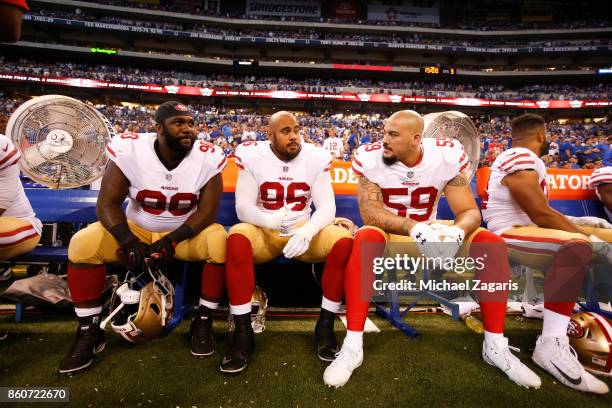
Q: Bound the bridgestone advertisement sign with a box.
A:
[246,0,321,17]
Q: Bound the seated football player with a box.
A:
[324,110,542,389]
[482,113,609,394]
[59,102,228,374]
[0,133,42,279]
[221,111,353,373]
[588,166,612,222]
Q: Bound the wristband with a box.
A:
[109,223,137,246]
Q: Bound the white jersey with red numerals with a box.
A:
[588,166,612,220]
[481,147,548,234]
[323,137,343,158]
[234,141,332,222]
[352,138,470,223]
[106,132,226,232]
[0,134,42,235]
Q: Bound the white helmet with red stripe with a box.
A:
[567,311,612,376]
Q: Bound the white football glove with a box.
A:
[566,216,612,229]
[429,223,465,263]
[589,234,612,264]
[268,205,304,233]
[409,222,444,260]
[280,223,318,259]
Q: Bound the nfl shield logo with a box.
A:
[166,174,172,181]
[406,170,414,179]
[283,166,289,173]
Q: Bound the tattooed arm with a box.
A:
[442,173,481,235]
[357,175,417,235]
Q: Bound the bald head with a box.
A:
[268,110,301,160]
[269,111,297,132]
[388,110,424,135]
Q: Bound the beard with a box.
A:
[382,155,398,166]
[162,124,193,152]
[539,139,551,157]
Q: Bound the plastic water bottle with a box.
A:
[462,314,484,334]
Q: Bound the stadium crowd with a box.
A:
[1,56,610,101]
[0,95,608,169]
[28,8,612,49]
[74,0,610,31]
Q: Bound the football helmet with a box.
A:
[228,286,268,334]
[567,312,612,377]
[100,270,174,343]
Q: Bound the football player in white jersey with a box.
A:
[0,133,42,264]
[221,111,353,373]
[323,130,344,159]
[588,166,612,222]
[59,102,228,374]
[482,113,609,394]
[324,110,542,389]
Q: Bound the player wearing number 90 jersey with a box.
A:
[106,131,225,232]
[324,110,541,390]
[60,102,228,375]
[221,111,353,374]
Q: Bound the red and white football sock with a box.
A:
[67,263,106,305]
[200,263,225,310]
[542,240,591,338]
[321,237,352,313]
[345,228,386,332]
[226,233,255,314]
[344,330,363,350]
[470,230,510,335]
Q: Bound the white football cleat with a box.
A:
[532,336,609,394]
[482,336,542,389]
[323,343,363,388]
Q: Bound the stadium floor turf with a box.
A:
[1,313,611,408]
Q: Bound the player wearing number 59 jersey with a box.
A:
[324,110,542,389]
[221,111,353,374]
[60,102,228,375]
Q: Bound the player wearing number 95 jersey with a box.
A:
[324,110,542,389]
[60,102,227,375]
[221,111,353,374]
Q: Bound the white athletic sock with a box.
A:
[344,330,363,350]
[230,302,251,316]
[74,306,102,318]
[321,296,341,314]
[542,308,570,339]
[199,298,219,310]
[484,330,504,345]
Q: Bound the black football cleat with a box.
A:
[220,313,254,374]
[190,305,215,357]
[315,308,339,362]
[58,319,105,375]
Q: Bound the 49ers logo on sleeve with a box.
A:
[135,190,197,216]
[260,182,310,211]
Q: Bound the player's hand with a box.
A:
[589,234,612,264]
[430,223,466,260]
[409,222,444,260]
[149,236,177,271]
[269,205,303,233]
[280,223,317,259]
[119,238,151,273]
[567,216,612,229]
